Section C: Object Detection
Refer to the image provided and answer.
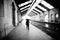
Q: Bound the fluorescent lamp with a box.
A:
[18,1,32,7]
[21,8,29,12]
[20,5,30,10]
[34,8,43,14]
[37,5,47,11]
[41,0,54,9]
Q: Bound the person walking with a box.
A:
[26,19,29,30]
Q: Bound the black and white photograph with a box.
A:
[0,0,60,40]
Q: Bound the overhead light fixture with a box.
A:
[34,8,43,14]
[37,5,47,11]
[41,0,54,9]
[21,8,29,12]
[26,0,43,15]
[20,5,30,10]
[18,0,32,7]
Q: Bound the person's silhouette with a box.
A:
[26,19,29,30]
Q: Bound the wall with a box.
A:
[0,0,14,38]
[4,0,14,35]
[0,0,5,38]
